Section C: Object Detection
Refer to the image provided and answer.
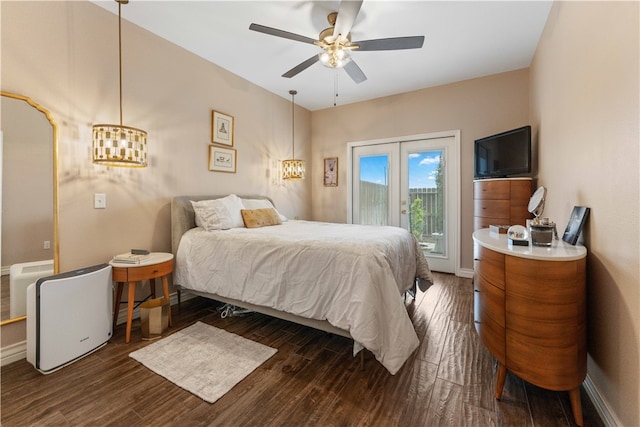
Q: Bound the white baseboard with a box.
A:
[458,267,474,279]
[0,292,193,367]
[0,341,27,366]
[583,374,622,427]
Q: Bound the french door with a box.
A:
[348,131,459,273]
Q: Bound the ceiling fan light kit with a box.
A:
[249,0,424,84]
[318,45,352,69]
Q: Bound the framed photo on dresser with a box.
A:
[562,206,590,245]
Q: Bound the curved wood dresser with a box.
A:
[472,228,587,426]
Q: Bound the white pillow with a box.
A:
[191,194,245,231]
[241,198,288,222]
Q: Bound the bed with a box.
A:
[171,194,433,374]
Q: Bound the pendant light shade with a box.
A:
[92,124,147,167]
[92,0,148,168]
[282,90,305,180]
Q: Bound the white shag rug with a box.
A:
[129,321,277,403]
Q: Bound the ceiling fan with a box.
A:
[249,0,425,84]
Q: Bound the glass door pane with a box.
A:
[400,136,457,273]
[406,150,445,255]
[351,143,399,226]
[359,155,389,225]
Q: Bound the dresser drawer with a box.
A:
[474,180,510,199]
[474,199,510,219]
[475,276,505,327]
[474,245,505,289]
[476,306,506,363]
[510,180,533,203]
[114,259,173,282]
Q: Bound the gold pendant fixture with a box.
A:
[92,0,148,168]
[282,90,305,180]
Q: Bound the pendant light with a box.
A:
[92,0,148,168]
[282,90,305,180]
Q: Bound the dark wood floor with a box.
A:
[1,273,604,426]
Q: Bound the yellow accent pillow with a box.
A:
[241,208,282,228]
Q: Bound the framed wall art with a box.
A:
[211,110,234,146]
[323,157,338,187]
[208,145,236,173]
[562,206,590,245]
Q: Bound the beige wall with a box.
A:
[530,1,639,425]
[311,69,530,271]
[1,0,312,274]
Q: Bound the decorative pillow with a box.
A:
[241,198,288,222]
[191,194,245,231]
[241,208,282,228]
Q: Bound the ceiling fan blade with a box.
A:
[344,60,367,84]
[355,36,425,51]
[249,23,317,45]
[282,55,320,78]
[333,0,363,40]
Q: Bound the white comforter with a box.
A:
[174,220,432,374]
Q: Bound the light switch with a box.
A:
[94,193,106,209]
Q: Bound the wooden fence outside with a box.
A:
[358,181,443,240]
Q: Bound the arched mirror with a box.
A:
[1,91,59,325]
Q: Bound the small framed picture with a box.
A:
[208,145,236,173]
[323,157,338,187]
[211,110,234,146]
[562,206,590,245]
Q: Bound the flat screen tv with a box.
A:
[474,125,531,179]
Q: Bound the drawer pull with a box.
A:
[152,270,159,274]
[474,320,481,324]
[474,289,480,293]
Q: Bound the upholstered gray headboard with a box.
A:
[170,195,274,256]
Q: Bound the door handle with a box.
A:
[401,209,407,214]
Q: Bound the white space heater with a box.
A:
[27,264,113,374]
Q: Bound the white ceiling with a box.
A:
[91,1,552,111]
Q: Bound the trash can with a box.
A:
[140,297,169,340]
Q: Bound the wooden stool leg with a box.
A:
[126,281,136,343]
[161,275,172,327]
[149,278,157,299]
[113,282,124,332]
[495,362,507,399]
[569,387,584,426]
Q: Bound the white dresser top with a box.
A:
[473,228,587,261]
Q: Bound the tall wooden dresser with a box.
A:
[472,229,587,426]
[473,177,533,230]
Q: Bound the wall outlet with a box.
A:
[94,193,106,209]
[43,240,50,250]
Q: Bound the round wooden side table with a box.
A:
[110,252,174,343]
